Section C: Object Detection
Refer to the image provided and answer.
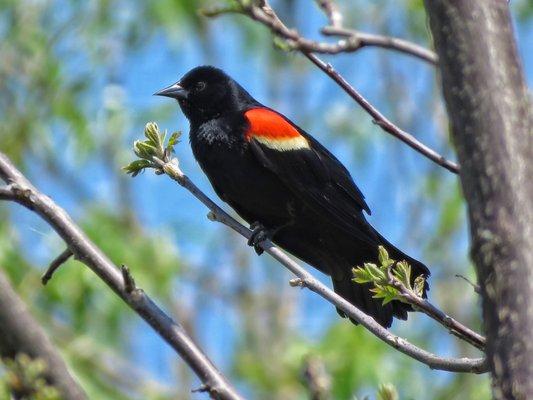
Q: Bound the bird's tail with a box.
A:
[332,233,430,328]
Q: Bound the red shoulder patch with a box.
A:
[244,108,301,140]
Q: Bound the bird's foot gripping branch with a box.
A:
[126,122,488,374]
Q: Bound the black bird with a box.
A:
[155,66,430,327]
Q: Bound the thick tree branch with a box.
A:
[211,1,458,174]
[0,152,243,400]
[424,1,533,398]
[0,269,87,400]
[149,155,487,374]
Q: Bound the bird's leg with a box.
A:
[248,220,295,255]
[248,222,273,255]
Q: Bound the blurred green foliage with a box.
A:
[1,0,530,398]
[0,354,60,400]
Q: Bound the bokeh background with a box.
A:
[0,0,531,399]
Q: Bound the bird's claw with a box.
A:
[248,222,271,255]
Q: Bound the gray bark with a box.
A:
[0,269,87,400]
[424,1,533,399]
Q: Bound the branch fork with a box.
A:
[205,0,459,174]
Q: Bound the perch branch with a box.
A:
[150,155,486,374]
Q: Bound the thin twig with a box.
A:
[385,266,485,350]
[250,1,437,65]
[42,248,73,285]
[121,265,137,293]
[152,156,487,374]
[455,274,481,294]
[321,26,438,65]
[303,53,459,173]
[0,152,243,400]
[218,1,459,174]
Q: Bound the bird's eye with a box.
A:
[195,81,206,91]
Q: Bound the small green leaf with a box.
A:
[126,122,183,178]
[377,383,399,400]
[133,140,158,159]
[353,267,373,284]
[123,160,152,177]
[165,131,181,154]
[378,246,389,264]
[393,261,412,289]
[413,275,426,297]
[371,285,400,305]
[144,122,161,146]
[378,246,395,268]
[366,263,386,281]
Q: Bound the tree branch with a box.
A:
[0,152,243,400]
[0,269,87,400]
[302,52,459,174]
[209,1,458,174]
[315,0,343,29]
[147,153,486,374]
[454,274,481,294]
[41,248,73,285]
[321,26,438,65]
[256,0,437,65]
[385,267,485,350]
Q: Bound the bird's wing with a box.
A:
[244,107,372,238]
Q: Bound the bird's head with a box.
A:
[155,66,257,123]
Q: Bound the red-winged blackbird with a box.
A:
[155,66,430,327]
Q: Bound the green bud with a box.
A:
[144,122,160,144]
[377,383,399,400]
[413,275,426,297]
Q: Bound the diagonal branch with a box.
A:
[207,1,458,174]
[0,152,243,400]
[302,52,459,173]
[149,154,486,374]
[384,265,485,350]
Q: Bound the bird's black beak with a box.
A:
[154,82,188,100]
